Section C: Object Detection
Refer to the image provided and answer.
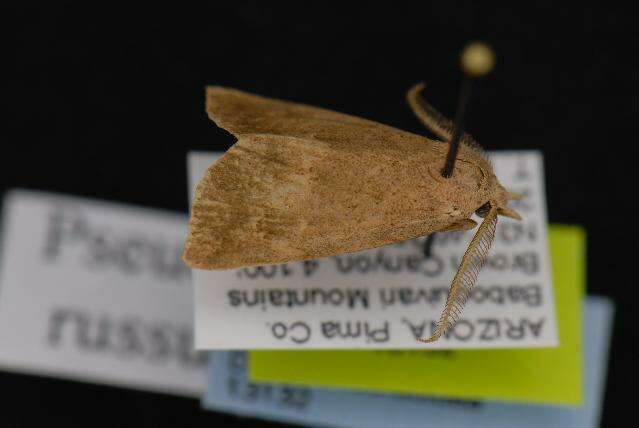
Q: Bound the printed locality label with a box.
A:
[203,297,612,428]
[0,190,206,396]
[189,151,557,349]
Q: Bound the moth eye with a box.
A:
[475,202,491,218]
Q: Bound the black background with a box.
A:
[3,3,635,427]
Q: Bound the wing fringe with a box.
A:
[420,204,498,343]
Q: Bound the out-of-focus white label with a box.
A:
[189,151,557,349]
[0,190,206,396]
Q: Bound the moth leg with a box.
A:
[420,204,498,343]
[406,83,479,148]
[439,218,478,232]
[422,234,435,258]
[424,219,478,257]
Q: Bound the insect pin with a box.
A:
[184,42,522,343]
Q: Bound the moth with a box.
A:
[183,83,521,342]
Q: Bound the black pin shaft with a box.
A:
[441,76,472,178]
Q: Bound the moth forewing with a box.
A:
[185,87,491,270]
[420,204,499,343]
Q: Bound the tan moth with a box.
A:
[184,79,521,343]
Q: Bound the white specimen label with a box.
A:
[0,190,206,396]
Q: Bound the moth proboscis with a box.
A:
[184,83,522,343]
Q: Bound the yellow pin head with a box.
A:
[460,42,495,77]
